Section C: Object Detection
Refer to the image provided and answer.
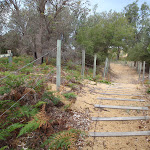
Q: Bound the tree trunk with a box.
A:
[35,27,43,64]
[117,47,120,60]
[34,0,47,64]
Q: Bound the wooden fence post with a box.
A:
[149,67,150,83]
[81,50,85,78]
[93,54,97,78]
[137,61,139,72]
[143,61,145,82]
[56,40,61,91]
[7,50,12,64]
[106,58,109,75]
[103,57,108,78]
[139,62,142,80]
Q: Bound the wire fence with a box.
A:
[122,61,150,83]
[0,40,111,118]
[0,48,57,82]
[0,47,57,118]
[0,68,55,118]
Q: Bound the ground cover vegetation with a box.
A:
[0,56,100,149]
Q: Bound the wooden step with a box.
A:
[97,97,145,102]
[89,131,150,137]
[92,116,150,121]
[94,104,149,110]
[98,93,143,97]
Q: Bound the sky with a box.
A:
[88,0,150,13]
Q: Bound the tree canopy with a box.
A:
[0,0,149,64]
[76,11,134,62]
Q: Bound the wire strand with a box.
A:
[0,70,55,118]
[0,47,57,82]
[75,51,94,58]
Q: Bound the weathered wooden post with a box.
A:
[137,61,139,72]
[56,40,61,91]
[81,50,85,78]
[149,67,150,83]
[103,57,108,78]
[7,50,13,64]
[139,62,142,80]
[93,54,97,78]
[143,61,145,82]
[106,58,109,76]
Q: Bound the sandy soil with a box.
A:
[72,63,150,150]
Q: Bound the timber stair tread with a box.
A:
[89,131,150,137]
[98,93,144,96]
[91,116,150,121]
[97,97,145,102]
[94,104,149,110]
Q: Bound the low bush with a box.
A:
[42,91,61,106]
[63,92,77,100]
[42,129,81,150]
[2,73,26,89]
[147,88,150,94]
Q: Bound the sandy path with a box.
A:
[72,63,150,150]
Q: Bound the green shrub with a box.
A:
[93,75,102,82]
[49,58,56,66]
[42,129,81,150]
[34,79,45,92]
[63,92,76,100]
[0,86,10,95]
[67,83,76,88]
[34,101,47,107]
[64,104,71,111]
[66,75,73,81]
[0,100,19,114]
[13,56,32,64]
[2,73,26,88]
[99,80,111,84]
[0,58,9,64]
[17,119,40,137]
[3,63,18,71]
[0,146,9,150]
[86,75,93,81]
[20,67,33,74]
[0,123,24,140]
[0,101,39,140]
[19,105,38,118]
[147,88,150,94]
[65,61,80,71]
[42,91,60,106]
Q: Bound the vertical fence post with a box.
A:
[106,58,109,76]
[139,62,142,80]
[7,50,12,64]
[103,58,107,78]
[56,40,61,91]
[149,67,150,83]
[93,54,97,78]
[103,57,108,78]
[81,50,85,78]
[137,61,139,72]
[143,61,145,82]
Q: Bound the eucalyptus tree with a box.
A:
[124,1,150,63]
[0,0,90,63]
[76,11,134,63]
